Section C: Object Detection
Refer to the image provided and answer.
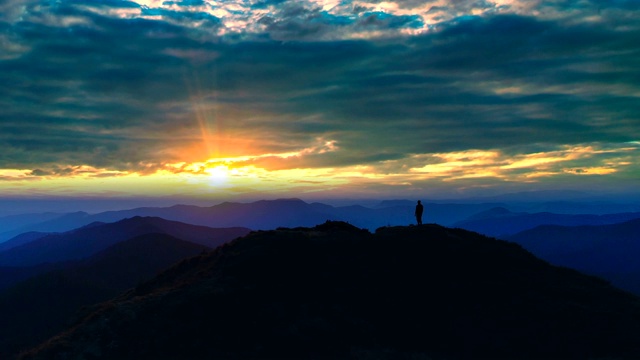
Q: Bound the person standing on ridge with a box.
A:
[415,200,424,225]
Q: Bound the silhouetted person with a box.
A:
[415,200,424,225]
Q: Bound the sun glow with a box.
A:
[205,165,230,186]
[0,141,636,199]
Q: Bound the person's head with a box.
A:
[417,200,421,204]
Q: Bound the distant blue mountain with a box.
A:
[5,199,639,244]
[1,199,510,242]
[0,212,65,233]
[507,219,640,295]
[0,212,91,241]
[0,231,51,252]
[0,217,249,267]
[454,207,640,237]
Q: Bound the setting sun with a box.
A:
[205,165,230,186]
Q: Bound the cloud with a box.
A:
[0,0,638,197]
[163,0,206,6]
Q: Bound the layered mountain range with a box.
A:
[19,222,640,359]
[507,219,640,295]
[453,206,640,237]
[0,198,495,240]
[3,198,639,241]
[0,217,249,358]
[2,199,640,359]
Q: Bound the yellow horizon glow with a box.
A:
[0,142,636,197]
[0,144,632,195]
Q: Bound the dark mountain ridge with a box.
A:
[0,232,51,252]
[22,222,640,360]
[508,218,640,295]
[0,216,250,267]
[0,262,61,290]
[0,233,212,359]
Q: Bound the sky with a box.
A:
[1,0,639,207]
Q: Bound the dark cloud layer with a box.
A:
[0,0,638,192]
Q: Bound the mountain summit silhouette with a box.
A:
[22,222,640,359]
